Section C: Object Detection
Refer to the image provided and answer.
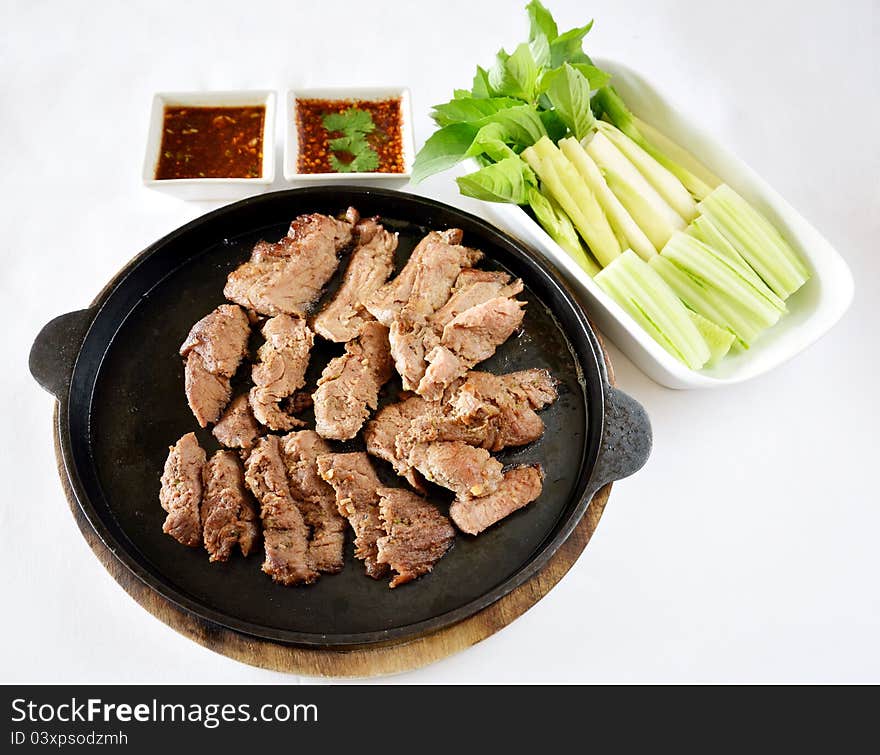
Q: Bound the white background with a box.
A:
[2,0,878,683]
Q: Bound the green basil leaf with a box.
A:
[472,66,493,98]
[431,96,524,127]
[453,89,471,100]
[456,156,534,204]
[465,123,518,163]
[538,108,568,143]
[545,63,596,140]
[489,43,538,101]
[412,122,479,183]
[526,0,558,42]
[549,20,594,67]
[539,62,610,93]
[478,104,547,148]
[529,32,551,69]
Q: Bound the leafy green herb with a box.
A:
[528,32,551,69]
[472,66,493,98]
[465,123,519,162]
[544,63,595,140]
[330,149,379,173]
[526,0,558,42]
[411,123,479,183]
[322,107,379,173]
[489,43,539,101]
[549,21,594,67]
[328,133,369,154]
[322,108,375,136]
[431,97,523,127]
[456,156,535,204]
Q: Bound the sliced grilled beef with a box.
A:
[280,431,346,574]
[410,369,558,451]
[244,435,318,585]
[249,314,314,431]
[183,353,233,428]
[375,488,455,588]
[363,229,465,326]
[201,450,260,562]
[313,321,393,441]
[159,432,206,547]
[224,210,357,317]
[450,465,544,535]
[404,440,503,498]
[180,304,250,427]
[180,304,251,376]
[212,393,262,450]
[364,395,439,490]
[387,235,483,390]
[427,269,522,336]
[312,218,397,342]
[418,296,525,400]
[316,453,389,579]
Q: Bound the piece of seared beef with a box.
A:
[249,314,314,431]
[450,465,544,535]
[363,395,439,490]
[404,440,504,498]
[212,394,262,450]
[313,321,393,441]
[363,229,466,327]
[244,435,318,585]
[375,488,455,588]
[280,431,346,574]
[159,432,206,547]
[201,450,260,562]
[427,269,523,336]
[410,369,558,452]
[179,304,250,427]
[183,353,233,428]
[312,219,398,342]
[180,304,251,376]
[224,210,357,317]
[316,453,390,579]
[387,235,484,391]
[418,296,525,400]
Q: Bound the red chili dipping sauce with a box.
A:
[295,98,405,174]
[155,106,265,180]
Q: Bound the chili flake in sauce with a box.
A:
[296,98,405,174]
[156,106,265,180]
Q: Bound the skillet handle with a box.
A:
[29,309,94,399]
[590,386,652,490]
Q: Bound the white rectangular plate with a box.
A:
[479,59,854,389]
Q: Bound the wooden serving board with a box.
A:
[53,346,615,678]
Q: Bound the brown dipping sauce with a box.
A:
[295,98,405,174]
[155,106,265,180]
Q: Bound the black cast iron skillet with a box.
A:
[29,186,651,648]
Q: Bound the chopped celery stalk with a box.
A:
[596,250,710,369]
[687,309,735,364]
[527,185,601,276]
[698,185,810,299]
[585,130,685,249]
[688,215,786,312]
[649,254,764,347]
[596,121,698,222]
[558,137,657,261]
[593,87,714,200]
[525,137,621,267]
[632,116,722,191]
[662,232,782,329]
